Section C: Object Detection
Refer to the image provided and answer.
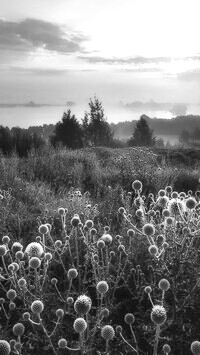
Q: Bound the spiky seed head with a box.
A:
[118,207,126,214]
[29,257,41,269]
[171,191,178,199]
[38,224,48,234]
[11,242,23,254]
[14,343,22,352]
[67,268,78,280]
[2,236,10,244]
[136,209,144,218]
[58,207,65,215]
[132,180,142,191]
[158,279,170,292]
[58,338,68,349]
[18,278,26,288]
[74,295,92,315]
[15,251,24,260]
[73,318,87,333]
[151,305,167,325]
[0,340,11,355]
[142,224,155,236]
[163,344,171,354]
[101,325,115,340]
[97,240,105,249]
[124,313,135,325]
[0,245,7,257]
[101,308,109,318]
[71,216,80,227]
[56,309,64,318]
[25,242,44,258]
[158,189,166,197]
[67,297,74,305]
[168,198,185,216]
[22,312,30,321]
[6,289,17,301]
[85,220,94,229]
[9,302,16,310]
[13,323,25,337]
[127,229,135,238]
[115,325,123,334]
[44,252,52,261]
[51,278,58,285]
[148,245,158,256]
[96,281,109,294]
[186,197,197,210]
[31,300,44,314]
[54,240,62,249]
[191,341,200,355]
[162,241,169,249]
[162,209,170,218]
[165,217,173,226]
[144,286,152,294]
[101,234,112,245]
[165,186,172,194]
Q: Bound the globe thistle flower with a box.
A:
[158,189,166,197]
[96,281,109,294]
[38,224,49,235]
[148,245,158,257]
[151,305,167,325]
[15,251,24,260]
[25,242,44,258]
[18,278,27,288]
[2,236,10,244]
[56,309,64,318]
[67,297,74,306]
[58,338,68,349]
[132,180,142,191]
[104,226,110,232]
[101,234,112,245]
[101,325,115,340]
[22,312,30,321]
[13,323,25,337]
[0,245,7,257]
[44,253,52,261]
[71,215,80,227]
[6,289,17,301]
[191,341,200,355]
[165,217,174,226]
[144,286,152,294]
[186,197,197,210]
[100,308,109,318]
[67,268,78,280]
[74,295,92,315]
[168,198,186,216]
[85,220,94,229]
[165,186,172,194]
[58,207,65,215]
[54,240,62,248]
[9,302,16,310]
[118,207,126,215]
[0,340,11,355]
[142,224,155,236]
[11,242,23,254]
[157,196,169,208]
[97,240,105,249]
[163,344,171,354]
[124,313,135,325]
[29,257,41,269]
[136,209,144,218]
[158,279,170,292]
[171,191,179,199]
[31,300,44,314]
[115,325,123,334]
[73,318,87,333]
[127,229,135,238]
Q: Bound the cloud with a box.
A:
[78,55,171,65]
[9,66,69,75]
[177,69,200,82]
[121,100,188,115]
[0,18,87,54]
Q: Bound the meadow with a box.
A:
[0,146,200,355]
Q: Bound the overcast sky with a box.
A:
[0,0,200,123]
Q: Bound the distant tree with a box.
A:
[128,115,155,147]
[84,96,113,147]
[0,126,13,154]
[51,110,83,149]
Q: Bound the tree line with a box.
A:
[0,97,155,156]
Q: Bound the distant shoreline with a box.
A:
[0,103,65,108]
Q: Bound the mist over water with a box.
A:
[0,104,199,129]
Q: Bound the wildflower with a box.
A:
[171,191,179,199]
[142,223,155,236]
[97,240,105,249]
[0,340,11,355]
[132,180,142,191]
[73,318,87,333]
[127,229,135,238]
[31,300,44,314]
[2,236,10,244]
[25,242,44,258]
[29,257,41,269]
[124,313,135,325]
[96,281,109,294]
[85,220,94,229]
[186,197,197,210]
[151,305,167,325]
[74,295,92,315]
[101,234,112,245]
[148,245,158,257]
[38,224,49,235]
[11,242,23,254]
[71,215,80,227]
[191,341,200,355]
[67,268,78,280]
[0,245,7,257]
[168,198,185,216]
[101,325,115,340]
[6,289,17,301]
[58,338,68,349]
[144,286,152,294]
[163,344,171,354]
[56,309,64,318]
[54,240,62,248]
[158,279,170,291]
[13,323,25,336]
[58,207,65,215]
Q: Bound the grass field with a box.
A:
[0,146,200,354]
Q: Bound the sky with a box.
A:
[0,0,200,125]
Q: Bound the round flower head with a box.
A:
[25,242,44,258]
[142,223,155,236]
[162,209,170,218]
[124,313,135,325]
[151,305,167,325]
[9,302,16,310]
[118,207,126,215]
[136,209,144,218]
[101,325,115,340]
[18,278,27,288]
[148,245,158,257]
[74,295,92,315]
[38,224,49,235]
[116,325,122,334]
[31,300,44,314]
[165,217,173,226]
[71,215,80,227]
[85,220,94,229]
[97,240,105,249]
[144,286,152,294]
[13,323,25,337]
[127,229,135,238]
[101,308,109,318]
[165,186,172,194]
[73,318,87,333]
[191,341,200,355]
[158,279,170,292]
[54,240,62,248]
[22,312,30,321]
[11,242,23,254]
[56,309,64,318]
[0,245,7,257]
[29,257,41,269]
[97,281,109,294]
[163,344,171,354]
[157,196,169,208]
[67,268,78,280]
[6,289,17,301]
[15,251,24,260]
[2,236,10,244]
[132,180,142,191]
[67,297,74,306]
[0,340,11,355]
[171,191,178,199]
[101,234,112,245]
[179,191,186,198]
[58,207,65,215]
[168,198,185,216]
[158,189,166,197]
[186,197,197,210]
[58,338,68,349]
